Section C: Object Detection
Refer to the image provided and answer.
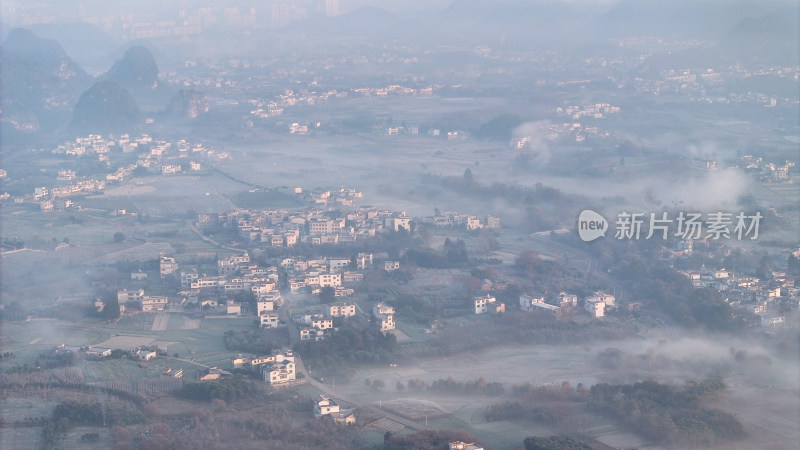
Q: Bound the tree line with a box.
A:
[588,379,745,446]
[176,377,261,402]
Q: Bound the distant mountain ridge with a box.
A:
[1,28,92,140]
[70,80,141,133]
[715,14,799,64]
[594,0,797,40]
[102,45,159,90]
[2,28,92,88]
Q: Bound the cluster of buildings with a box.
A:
[291,301,357,341]
[280,254,370,295]
[520,292,576,319]
[116,288,169,312]
[519,291,614,319]
[181,252,284,318]
[740,156,794,183]
[626,65,795,109]
[228,350,297,385]
[54,344,112,359]
[546,121,611,143]
[116,252,286,317]
[423,211,501,231]
[52,133,223,176]
[555,102,621,120]
[3,133,229,210]
[53,344,162,362]
[213,203,413,247]
[583,291,616,318]
[15,181,105,212]
[682,268,796,329]
[286,186,364,207]
[313,395,356,424]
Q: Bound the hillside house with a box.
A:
[373,302,395,332]
[135,350,157,361]
[474,295,504,314]
[585,298,606,318]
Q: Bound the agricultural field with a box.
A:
[323,333,799,450]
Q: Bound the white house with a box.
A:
[474,294,504,314]
[373,302,395,332]
[327,302,356,318]
[141,296,168,312]
[160,255,179,278]
[558,292,578,307]
[135,349,157,361]
[519,294,546,311]
[300,328,326,341]
[585,298,606,318]
[384,261,400,271]
[261,353,296,385]
[257,299,275,315]
[586,291,615,307]
[449,442,483,450]
[260,313,280,329]
[314,395,340,417]
[318,273,342,287]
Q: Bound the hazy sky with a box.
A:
[343,0,617,14]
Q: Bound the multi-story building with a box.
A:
[260,313,280,329]
[319,272,342,287]
[519,294,546,311]
[584,299,606,318]
[558,292,578,307]
[160,255,179,278]
[373,303,395,332]
[141,296,168,312]
[586,291,615,307]
[327,302,356,318]
[262,353,296,385]
[474,294,504,314]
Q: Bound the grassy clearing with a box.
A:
[117,314,156,332]
[230,190,303,209]
[0,426,43,449]
[80,358,146,382]
[0,321,110,368]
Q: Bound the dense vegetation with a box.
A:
[383,429,481,450]
[403,238,469,268]
[223,329,279,355]
[176,377,261,402]
[42,400,145,447]
[399,376,505,396]
[383,294,444,326]
[524,436,591,450]
[109,396,364,450]
[588,379,745,446]
[294,323,397,378]
[485,379,745,447]
[612,256,753,331]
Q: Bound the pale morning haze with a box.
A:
[1,1,798,449]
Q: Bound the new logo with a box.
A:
[578,210,607,242]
